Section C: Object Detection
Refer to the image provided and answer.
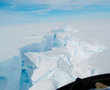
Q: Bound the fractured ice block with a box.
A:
[25,51,74,88]
[24,27,106,90]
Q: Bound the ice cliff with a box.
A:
[0,27,106,90]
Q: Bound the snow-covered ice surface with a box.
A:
[0,24,109,90]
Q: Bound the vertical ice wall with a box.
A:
[19,29,64,90]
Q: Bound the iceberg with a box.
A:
[0,26,106,90]
[23,27,105,89]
